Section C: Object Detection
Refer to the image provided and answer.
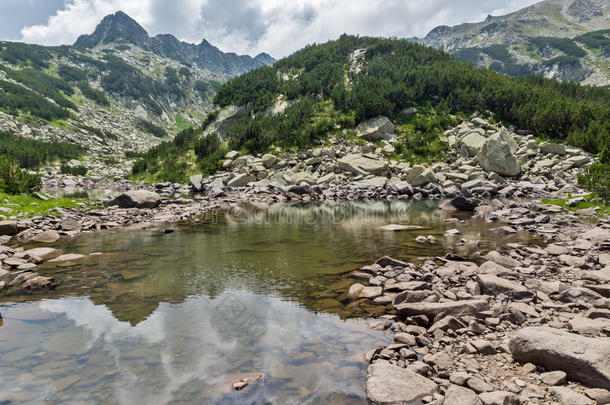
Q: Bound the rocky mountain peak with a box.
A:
[74,10,152,50]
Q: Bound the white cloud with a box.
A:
[18,0,541,57]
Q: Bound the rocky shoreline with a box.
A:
[348,199,610,405]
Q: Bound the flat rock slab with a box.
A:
[23,247,56,258]
[49,254,85,263]
[366,362,437,404]
[509,326,610,389]
[379,224,426,231]
[394,299,489,320]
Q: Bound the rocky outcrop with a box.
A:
[203,104,252,140]
[106,190,162,209]
[356,116,395,141]
[509,327,610,389]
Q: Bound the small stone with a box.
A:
[549,386,594,405]
[540,370,567,386]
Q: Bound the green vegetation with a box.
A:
[131,111,228,182]
[574,30,610,56]
[0,42,52,69]
[100,54,164,114]
[0,192,96,217]
[0,130,82,168]
[0,156,41,194]
[393,107,457,163]
[215,35,610,155]
[528,37,586,58]
[79,125,117,140]
[0,65,77,110]
[61,164,88,176]
[195,79,223,100]
[174,114,193,132]
[58,64,89,82]
[578,149,610,201]
[0,80,70,121]
[137,119,167,138]
[540,193,609,215]
[78,82,110,106]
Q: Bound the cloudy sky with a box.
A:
[0,0,541,57]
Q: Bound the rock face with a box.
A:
[366,362,437,404]
[356,116,395,141]
[509,326,610,389]
[107,190,162,209]
[203,104,252,140]
[478,138,521,177]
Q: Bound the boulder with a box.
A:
[478,391,520,405]
[549,387,594,405]
[476,274,532,299]
[509,326,610,389]
[461,132,487,156]
[22,276,59,292]
[0,221,18,236]
[356,116,395,141]
[406,165,437,187]
[188,174,204,191]
[107,190,162,209]
[366,362,437,405]
[478,139,521,177]
[440,196,479,212]
[338,154,388,175]
[442,385,483,405]
[31,230,60,243]
[394,299,489,320]
[489,129,518,152]
[540,142,566,155]
[262,154,278,169]
[227,174,256,187]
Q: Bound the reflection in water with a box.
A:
[0,201,541,404]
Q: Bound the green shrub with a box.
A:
[578,149,610,200]
[58,64,88,82]
[0,131,82,168]
[60,164,88,176]
[78,82,109,106]
[194,134,220,158]
[137,119,167,138]
[0,155,41,194]
[0,80,71,121]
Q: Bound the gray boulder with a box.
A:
[406,165,437,187]
[338,154,388,175]
[509,326,610,389]
[107,190,162,209]
[442,385,483,405]
[478,139,521,177]
[189,174,204,191]
[357,116,395,141]
[366,362,437,404]
[461,132,487,156]
[489,128,518,152]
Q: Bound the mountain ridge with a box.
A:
[74,11,274,76]
[414,0,609,86]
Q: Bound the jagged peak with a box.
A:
[75,10,151,49]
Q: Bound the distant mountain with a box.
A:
[0,12,274,178]
[75,11,274,76]
[414,0,609,86]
